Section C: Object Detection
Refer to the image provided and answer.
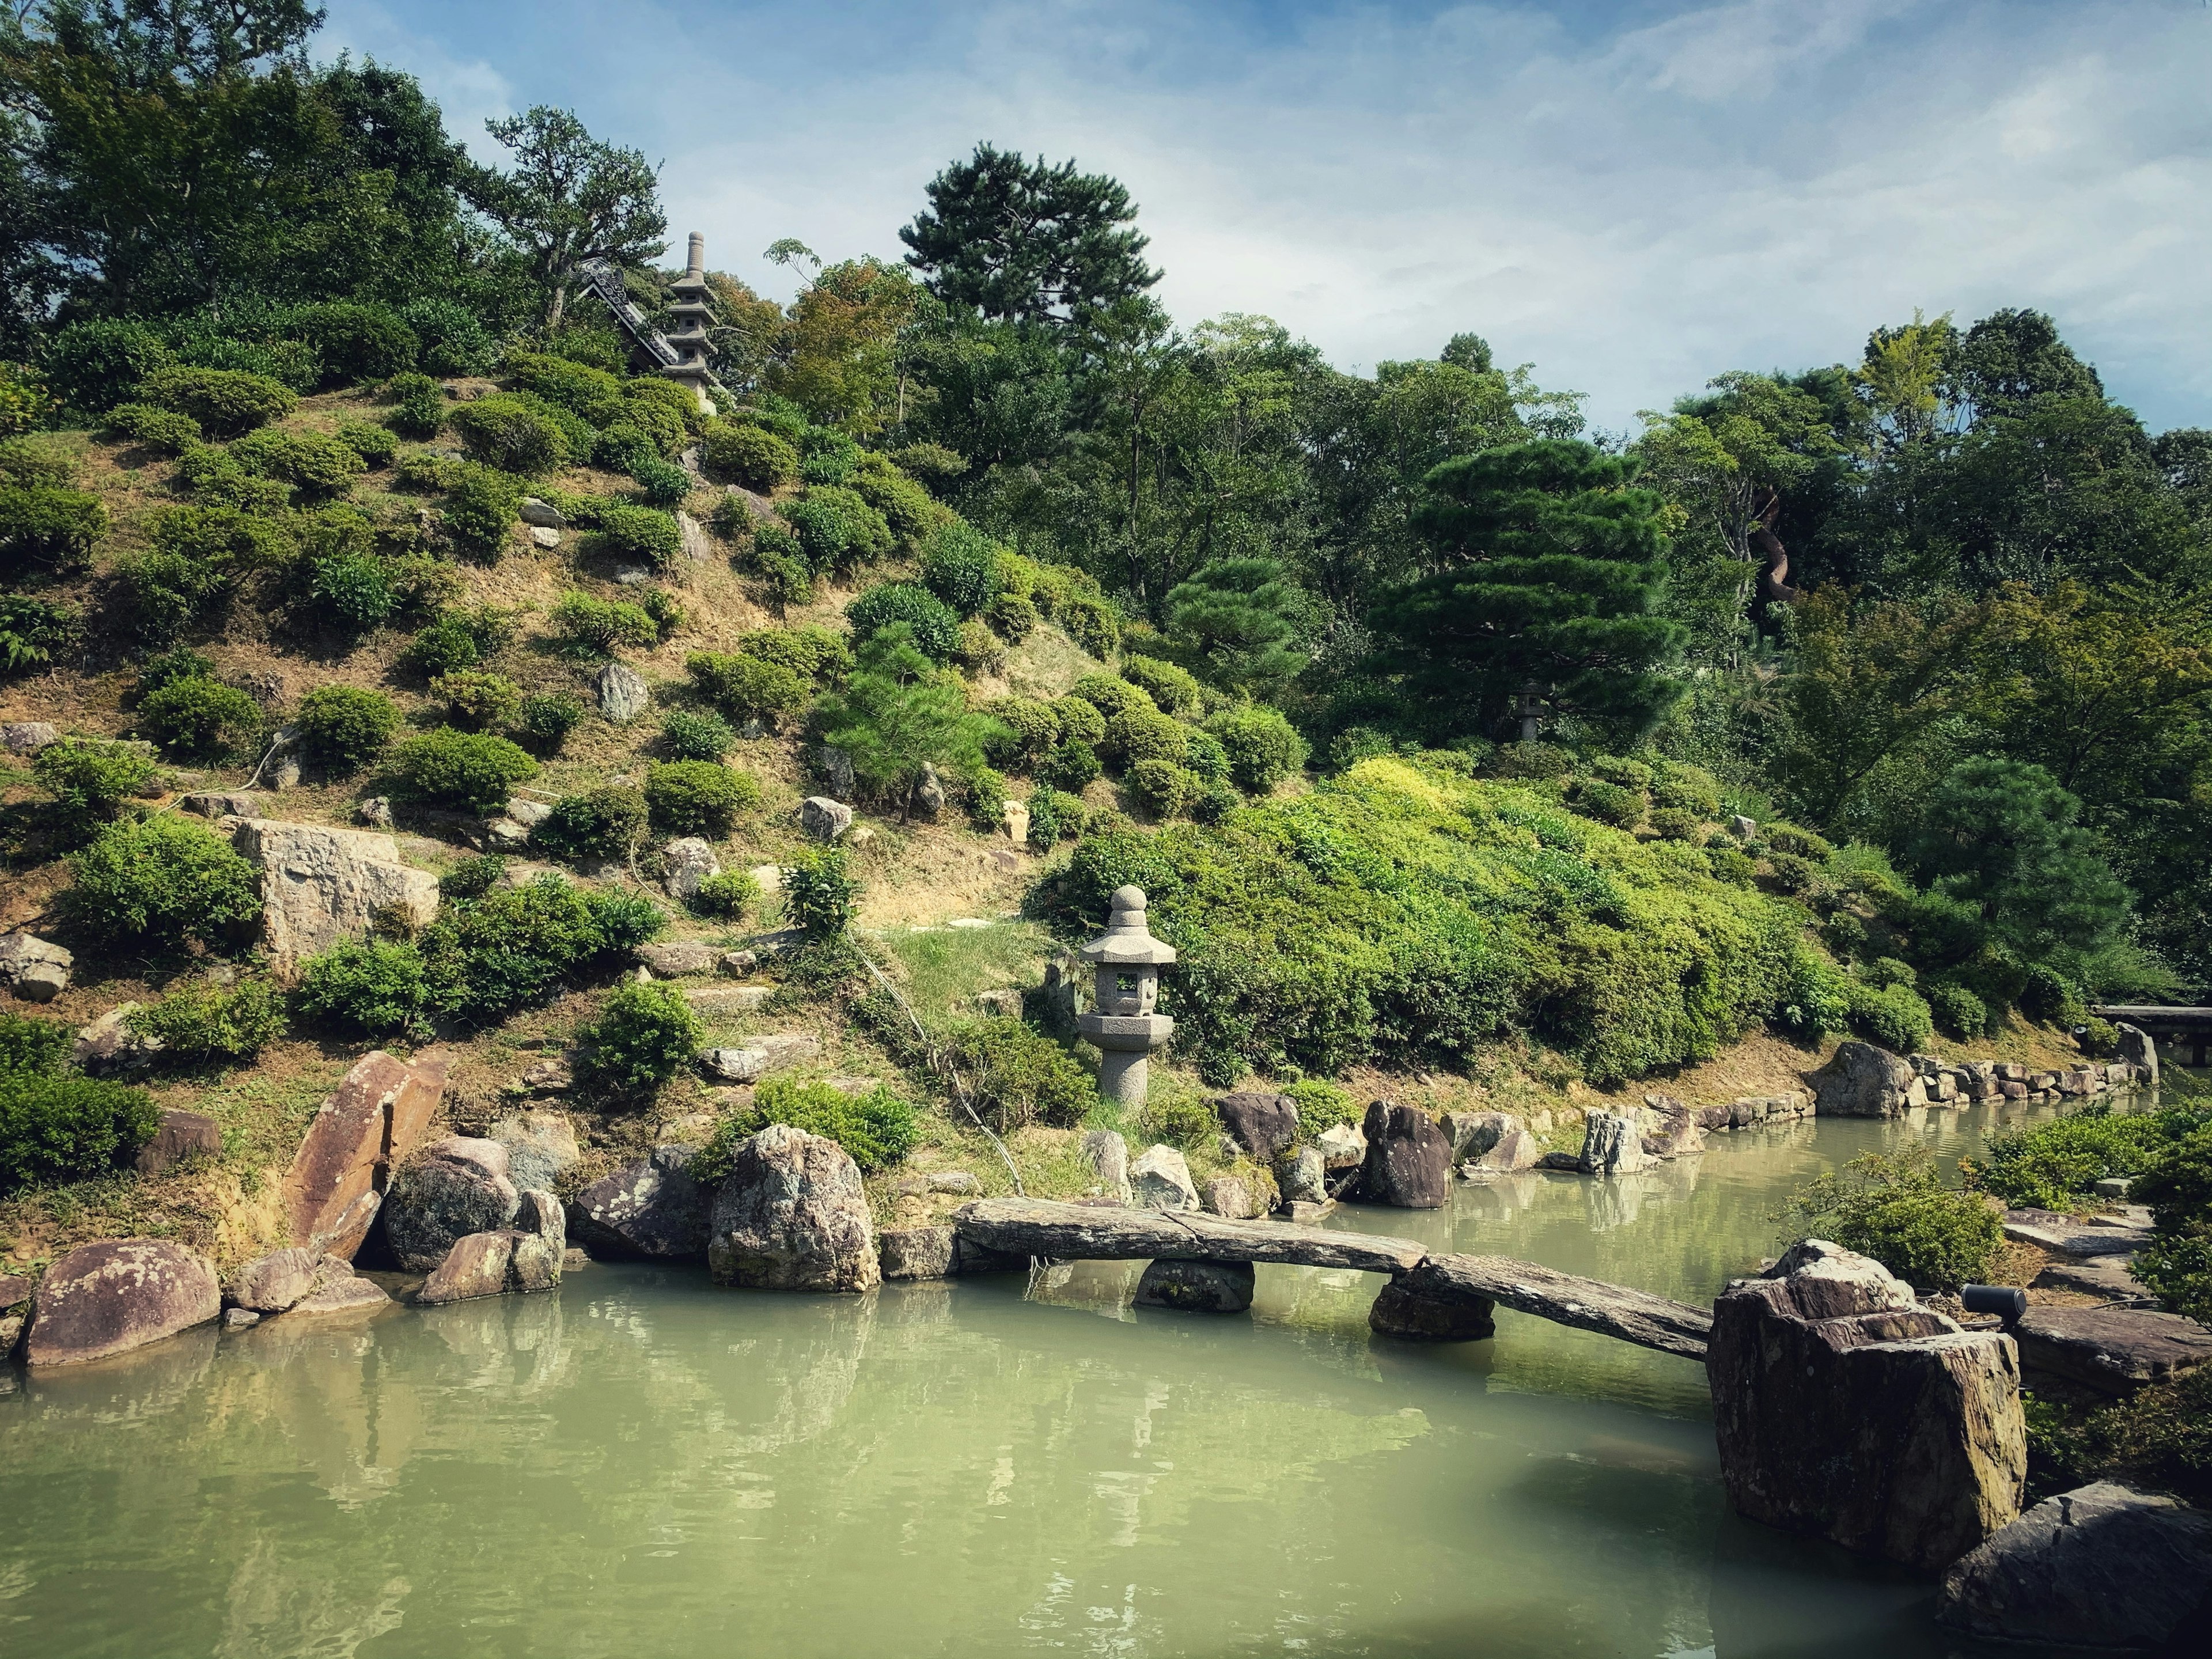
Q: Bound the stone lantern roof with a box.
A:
[1079,886,1176,967]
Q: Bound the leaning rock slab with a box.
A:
[707,1123,880,1292]
[1441,1110,1520,1162]
[231,820,440,972]
[24,1239,221,1366]
[1213,1092,1299,1160]
[1937,1483,2212,1650]
[382,1137,520,1271]
[417,1231,515,1305]
[799,796,853,841]
[282,1049,449,1259]
[567,1143,711,1259]
[2014,1306,2212,1394]
[1358,1101,1451,1207]
[1130,1143,1200,1211]
[133,1107,221,1175]
[1710,1238,2024,1571]
[1577,1109,1649,1176]
[1811,1040,1927,1118]
[596,661,650,724]
[1081,1130,1133,1203]
[1469,1128,1541,1173]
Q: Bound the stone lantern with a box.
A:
[1077,885,1175,1107]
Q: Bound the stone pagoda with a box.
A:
[661,231,719,413]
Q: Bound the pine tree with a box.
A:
[1369,438,1683,739]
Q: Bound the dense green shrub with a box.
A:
[113,503,286,642]
[334,421,397,468]
[744,520,814,606]
[593,423,658,476]
[517,690,586,755]
[44,316,172,411]
[1121,656,1205,718]
[688,870,762,920]
[1189,778,1243,823]
[1181,728,1231,783]
[1024,787,1085,851]
[1649,806,1700,842]
[68,815,262,946]
[304,543,396,634]
[552,590,658,654]
[0,1010,73,1078]
[136,674,262,757]
[702,422,797,490]
[987,591,1039,641]
[737,624,851,684]
[399,298,495,376]
[293,685,400,772]
[1928,980,1990,1039]
[1069,673,1153,722]
[575,981,702,1099]
[0,593,82,673]
[1058,589,1122,657]
[296,938,433,1037]
[418,876,665,1022]
[1976,1105,2185,1211]
[1766,822,1835,861]
[1051,695,1107,747]
[594,503,683,569]
[502,352,626,426]
[1707,844,1758,885]
[847,582,959,660]
[35,738,157,830]
[448,393,569,476]
[2133,1118,2212,1323]
[644,761,757,835]
[1847,979,1933,1053]
[172,442,290,513]
[0,1070,160,1194]
[126,979,283,1062]
[1106,706,1188,769]
[1652,760,1722,818]
[103,401,202,453]
[1778,942,1853,1037]
[229,427,367,497]
[695,1074,919,1175]
[392,728,537,812]
[919,522,1000,617]
[537,786,649,862]
[687,649,808,726]
[1491,741,1574,781]
[1285,1078,1359,1139]
[986,697,1060,768]
[139,365,296,434]
[1039,738,1103,794]
[2027,1369,2212,1509]
[1568,775,1645,828]
[1128,758,1199,820]
[1782,1146,2002,1290]
[784,486,892,571]
[290,301,419,384]
[1137,1086,1219,1151]
[429,670,522,732]
[0,484,107,566]
[785,846,857,938]
[1590,755,1653,791]
[849,459,941,546]
[630,454,691,507]
[1206,705,1308,793]
[950,1019,1098,1131]
[439,463,525,560]
[659,707,735,760]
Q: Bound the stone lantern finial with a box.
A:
[1077,886,1175,1107]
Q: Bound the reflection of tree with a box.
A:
[216,1538,407,1659]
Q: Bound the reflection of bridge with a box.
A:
[953,1199,1714,1361]
[2093,1006,2212,1067]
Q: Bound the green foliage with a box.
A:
[630,454,690,507]
[1491,741,1574,781]
[594,503,683,569]
[695,1074,920,1175]
[35,738,157,831]
[949,1020,1099,1131]
[686,649,808,726]
[67,815,262,948]
[2128,1114,2212,1323]
[2027,1370,2212,1509]
[849,457,942,546]
[1205,704,1309,793]
[1567,775,1645,828]
[1120,656,1205,718]
[334,421,397,468]
[426,670,520,732]
[1927,980,1990,1039]
[1977,1105,2186,1211]
[392,728,538,813]
[399,300,495,377]
[919,522,1001,617]
[44,318,173,412]
[103,400,202,453]
[644,761,759,835]
[986,696,1060,769]
[139,365,297,435]
[0,1012,74,1079]
[702,422,798,490]
[502,353,627,426]
[0,1070,160,1194]
[847,581,960,661]
[517,691,586,755]
[447,393,569,476]
[738,623,851,684]
[1190,778,1242,823]
[418,876,666,1023]
[783,485,892,572]
[294,685,400,772]
[552,590,658,654]
[1781,1146,2002,1291]
[1650,760,1722,818]
[0,593,82,673]
[136,673,262,758]
[1106,705,1188,769]
[538,786,649,862]
[1051,694,1107,746]
[814,625,999,804]
[1284,1078,1359,1139]
[0,483,107,566]
[230,426,367,496]
[1069,673,1153,722]
[688,870,762,921]
[1847,979,1933,1053]
[1024,787,1085,851]
[987,590,1038,641]
[1039,738,1103,794]
[296,939,433,1039]
[173,443,290,513]
[1127,757,1199,819]
[1137,1088,1218,1152]
[740,520,814,606]
[290,301,419,384]
[659,707,735,761]
[1163,559,1311,690]
[785,847,858,938]
[386,372,445,438]
[1778,942,1853,1037]
[575,981,702,1099]
[126,979,283,1063]
[438,464,525,560]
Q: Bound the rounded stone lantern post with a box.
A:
[1077,885,1175,1108]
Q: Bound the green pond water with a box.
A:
[0,1103,2080,1658]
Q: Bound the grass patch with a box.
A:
[874,919,1055,1024]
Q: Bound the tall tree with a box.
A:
[900,142,1157,327]
[1368,440,1684,741]
[464,105,664,330]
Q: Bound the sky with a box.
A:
[319,0,2212,435]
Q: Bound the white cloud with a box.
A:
[321,0,2212,430]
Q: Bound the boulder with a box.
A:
[290,1257,391,1317]
[1202,1175,1261,1220]
[2014,1306,2212,1394]
[568,1143,712,1259]
[487,1112,579,1194]
[1135,1259,1255,1313]
[1467,1128,1541,1173]
[1316,1122,1366,1170]
[132,1108,221,1175]
[1441,1110,1520,1161]
[382,1137,521,1271]
[707,1123,880,1292]
[1812,1040,1928,1118]
[1710,1239,2025,1571]
[179,790,264,820]
[700,1033,819,1084]
[1081,1129,1133,1203]
[0,932,72,1003]
[225,1247,320,1314]
[816,745,857,803]
[507,1189,566,1292]
[527,524,561,549]
[662,838,721,902]
[1639,1095,1706,1159]
[1369,1261,1498,1342]
[1937,1483,2212,1650]
[684,986,772,1015]
[281,1049,449,1259]
[675,509,711,562]
[636,940,719,976]
[0,719,58,754]
[721,948,762,976]
[230,820,440,972]
[1577,1109,1649,1176]
[1130,1144,1200,1212]
[879,1226,956,1280]
[23,1239,221,1366]
[800,796,853,841]
[71,1004,159,1073]
[224,1308,260,1330]
[596,661,650,724]
[1002,798,1029,844]
[519,497,566,528]
[912,763,946,820]
[1358,1101,1451,1207]
[1275,1145,1328,1205]
[0,1274,30,1312]
[518,1056,572,1094]
[417,1232,514,1304]
[1214,1091,1300,1160]
[926,1171,979,1195]
[2112,1022,2158,1090]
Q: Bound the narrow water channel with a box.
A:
[0,1102,2089,1658]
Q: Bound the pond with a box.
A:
[0,1102,2084,1658]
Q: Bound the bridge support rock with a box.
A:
[1369,1261,1496,1341]
[1136,1259,1253,1313]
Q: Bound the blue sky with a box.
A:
[321,0,2212,434]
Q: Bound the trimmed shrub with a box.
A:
[575,981,703,1099]
[43,317,172,411]
[783,486,892,571]
[538,786,649,862]
[659,707,735,761]
[429,670,521,732]
[919,522,1000,617]
[439,463,526,560]
[741,520,813,607]
[1652,760,1722,819]
[399,298,495,376]
[103,401,202,454]
[67,815,262,946]
[847,582,959,661]
[1206,705,1308,793]
[687,650,807,726]
[951,1019,1098,1131]
[785,846,857,938]
[1058,589,1122,657]
[1764,822,1834,862]
[0,484,107,566]
[294,685,400,772]
[630,454,691,507]
[696,1073,919,1175]
[1707,844,1758,885]
[139,365,296,435]
[644,760,758,835]
[688,870,762,920]
[595,503,683,569]
[1106,706,1188,768]
[552,590,658,655]
[305,544,396,635]
[702,422,798,490]
[448,393,569,476]
[1069,673,1154,723]
[1181,729,1230,785]
[1649,806,1700,842]
[0,1010,73,1077]
[502,352,626,427]
[987,591,1039,642]
[1189,778,1241,823]
[1137,1087,1218,1151]
[172,443,290,513]
[1121,656,1204,718]
[1847,980,1933,1053]
[392,729,538,813]
[1491,741,1574,781]
[737,623,851,684]
[136,674,262,758]
[126,979,283,1063]
[1128,759,1199,820]
[2134,1121,2212,1324]
[1285,1078,1358,1139]
[1039,738,1103,794]
[335,421,398,468]
[386,371,445,438]
[1977,1105,2186,1212]
[418,876,666,1022]
[986,697,1060,769]
[1024,787,1085,851]
[290,301,419,384]
[1781,1146,2001,1291]
[0,1071,160,1193]
[1568,775,1645,828]
[1928,980,1990,1039]
[517,691,586,755]
[34,738,157,831]
[1590,755,1654,791]
[1051,695,1107,747]
[848,460,941,546]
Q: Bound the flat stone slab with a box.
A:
[1419,1252,1711,1361]
[2001,1210,2152,1257]
[2014,1306,2212,1393]
[952,1196,1426,1276]
[2033,1259,2152,1301]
